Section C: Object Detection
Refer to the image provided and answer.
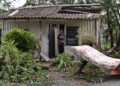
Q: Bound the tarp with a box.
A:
[71,45,120,69]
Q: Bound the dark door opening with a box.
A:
[49,24,56,58]
[58,24,64,54]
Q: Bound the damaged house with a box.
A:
[0,4,105,59]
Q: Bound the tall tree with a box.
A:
[31,0,76,5]
[102,0,114,47]
[77,0,101,4]
[0,0,17,10]
[110,0,120,49]
[77,0,84,4]
[101,0,120,48]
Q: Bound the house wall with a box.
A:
[2,20,49,57]
[2,19,101,59]
[2,20,41,39]
[45,19,100,58]
[65,20,96,56]
[41,21,49,57]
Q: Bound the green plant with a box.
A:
[5,28,36,52]
[0,9,6,14]
[56,53,72,70]
[76,73,105,83]
[84,63,100,74]
[76,63,106,83]
[102,43,111,50]
[0,40,46,83]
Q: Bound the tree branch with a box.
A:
[3,0,9,10]
[22,0,33,7]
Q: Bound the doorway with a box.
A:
[49,24,65,58]
[58,24,64,54]
[49,24,56,58]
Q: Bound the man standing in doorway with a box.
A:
[58,29,64,54]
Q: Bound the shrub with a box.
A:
[56,53,72,70]
[0,40,45,83]
[5,29,36,52]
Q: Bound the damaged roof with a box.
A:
[0,4,105,20]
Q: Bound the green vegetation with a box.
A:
[76,63,106,83]
[56,53,72,70]
[27,0,102,5]
[102,43,111,50]
[0,40,47,83]
[0,29,49,85]
[0,9,6,14]
[5,29,36,52]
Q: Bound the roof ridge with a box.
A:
[0,4,105,20]
[9,4,101,10]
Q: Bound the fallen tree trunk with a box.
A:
[71,45,120,69]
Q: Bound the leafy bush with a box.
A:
[56,53,72,70]
[5,29,36,52]
[0,40,45,83]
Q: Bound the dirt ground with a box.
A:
[47,70,120,86]
[48,71,88,86]
[91,80,120,86]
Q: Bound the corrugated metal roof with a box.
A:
[0,4,105,20]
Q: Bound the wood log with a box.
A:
[71,45,120,69]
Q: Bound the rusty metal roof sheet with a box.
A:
[0,4,105,20]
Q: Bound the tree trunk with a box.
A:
[106,0,114,48]
[110,0,120,48]
[110,30,113,48]
[115,26,120,50]
[74,60,88,75]
[22,0,33,7]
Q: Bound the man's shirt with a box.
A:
[58,34,64,45]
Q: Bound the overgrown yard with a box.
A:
[46,63,120,86]
[0,29,50,86]
[1,29,120,86]
[44,52,120,86]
